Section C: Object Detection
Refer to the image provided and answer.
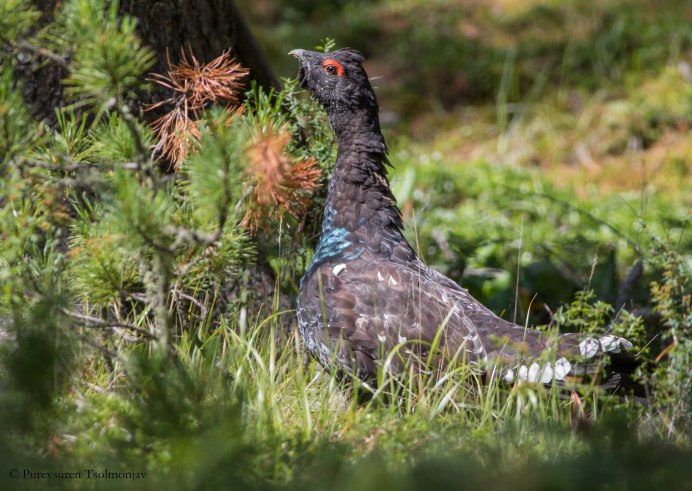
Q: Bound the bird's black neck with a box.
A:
[306,106,415,274]
[328,106,397,231]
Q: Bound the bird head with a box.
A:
[289,48,378,114]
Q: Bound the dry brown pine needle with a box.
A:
[147,48,248,167]
[242,128,321,231]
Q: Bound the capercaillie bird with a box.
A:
[291,48,634,387]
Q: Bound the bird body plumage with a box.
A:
[291,48,633,385]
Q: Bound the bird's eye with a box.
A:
[322,59,344,76]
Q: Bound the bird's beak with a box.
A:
[289,49,310,88]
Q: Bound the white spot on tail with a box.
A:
[600,335,623,352]
[540,364,554,384]
[518,365,529,381]
[504,369,515,383]
[527,362,541,383]
[619,337,633,350]
[332,263,346,276]
[554,357,571,380]
[579,338,600,358]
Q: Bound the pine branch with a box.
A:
[63,308,153,339]
[177,292,209,318]
[22,158,139,172]
[1,36,70,70]
[166,224,221,248]
[150,255,175,357]
[22,159,92,173]
[76,333,122,360]
[108,97,157,187]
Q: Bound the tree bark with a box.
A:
[19,0,279,123]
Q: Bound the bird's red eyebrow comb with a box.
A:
[322,59,345,76]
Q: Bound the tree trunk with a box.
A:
[20,0,279,122]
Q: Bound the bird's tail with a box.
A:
[496,330,644,399]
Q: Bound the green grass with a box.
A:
[3,303,686,490]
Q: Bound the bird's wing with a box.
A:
[298,259,487,379]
